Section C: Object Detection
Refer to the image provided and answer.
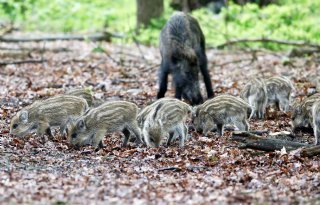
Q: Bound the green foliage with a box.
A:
[0,0,319,50]
[192,0,320,50]
[0,0,36,22]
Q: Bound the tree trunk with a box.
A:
[136,0,164,29]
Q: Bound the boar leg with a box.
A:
[91,130,106,149]
[157,60,170,99]
[197,50,214,98]
[46,128,53,139]
[257,103,265,119]
[216,124,224,136]
[184,124,190,139]
[127,122,143,145]
[176,123,186,148]
[174,84,183,100]
[315,127,320,145]
[122,127,131,147]
[167,132,175,146]
[36,121,50,138]
[314,117,320,145]
[60,123,68,137]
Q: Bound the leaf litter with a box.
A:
[0,40,319,204]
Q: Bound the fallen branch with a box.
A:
[0,32,123,43]
[0,59,46,66]
[288,47,320,57]
[214,58,253,67]
[158,167,182,172]
[301,145,320,157]
[217,38,320,49]
[232,131,311,152]
[0,46,70,53]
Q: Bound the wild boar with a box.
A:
[67,101,142,149]
[157,12,214,105]
[265,76,294,112]
[137,97,180,128]
[292,93,320,132]
[10,95,88,139]
[240,77,268,119]
[193,95,252,136]
[143,99,191,148]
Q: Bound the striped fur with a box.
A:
[265,76,294,112]
[312,100,320,145]
[292,93,320,131]
[193,95,251,136]
[143,99,191,148]
[65,87,94,107]
[10,95,88,138]
[137,97,180,128]
[312,99,320,145]
[68,101,141,149]
[240,77,268,119]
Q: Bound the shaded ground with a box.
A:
[0,39,319,204]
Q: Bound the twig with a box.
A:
[0,46,70,52]
[112,79,145,84]
[132,36,147,62]
[0,59,47,66]
[140,63,160,72]
[158,167,182,172]
[217,38,320,49]
[214,58,253,67]
[0,32,123,43]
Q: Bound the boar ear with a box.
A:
[19,111,28,123]
[77,119,85,130]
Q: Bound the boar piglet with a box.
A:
[67,101,142,149]
[10,95,88,139]
[193,95,252,136]
[143,99,191,148]
[265,76,294,112]
[157,12,214,105]
[137,97,180,128]
[291,93,320,132]
[240,77,268,119]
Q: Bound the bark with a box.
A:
[301,146,320,157]
[136,0,164,28]
[232,131,311,152]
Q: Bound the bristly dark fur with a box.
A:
[157,12,214,105]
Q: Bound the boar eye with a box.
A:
[72,133,77,139]
[13,124,18,129]
[150,138,155,143]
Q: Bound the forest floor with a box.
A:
[0,39,319,204]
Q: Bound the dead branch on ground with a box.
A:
[217,38,320,49]
[0,32,123,43]
[0,59,47,66]
[232,131,320,157]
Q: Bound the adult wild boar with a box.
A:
[157,12,214,105]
